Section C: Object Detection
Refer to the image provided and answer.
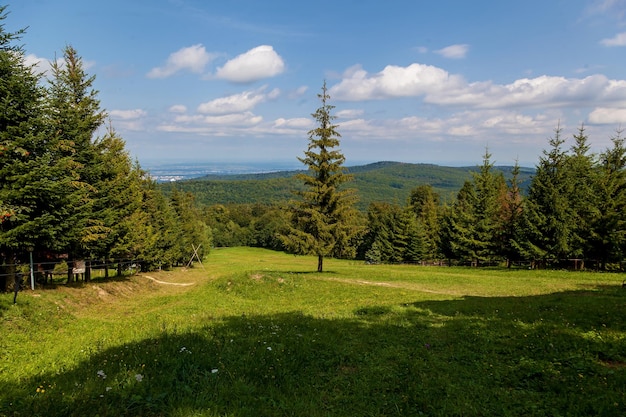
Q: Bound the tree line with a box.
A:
[0,7,210,291]
[202,124,626,270]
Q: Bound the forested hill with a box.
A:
[159,161,534,210]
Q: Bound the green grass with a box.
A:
[1,247,625,416]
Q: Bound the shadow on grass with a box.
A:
[2,287,625,416]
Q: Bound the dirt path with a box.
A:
[315,276,462,296]
[141,275,195,287]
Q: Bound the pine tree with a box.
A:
[591,130,626,268]
[440,181,477,264]
[281,82,361,272]
[566,124,599,262]
[470,149,505,264]
[496,161,526,267]
[407,184,441,261]
[525,125,574,264]
[0,6,49,290]
[45,45,106,272]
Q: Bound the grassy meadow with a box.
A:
[1,247,625,416]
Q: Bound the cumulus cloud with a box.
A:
[109,109,147,131]
[169,104,187,113]
[329,63,626,111]
[588,107,626,124]
[215,45,285,83]
[600,31,626,46]
[336,109,364,118]
[431,74,626,108]
[434,44,469,59]
[274,117,313,129]
[159,111,263,133]
[109,109,147,120]
[197,86,279,114]
[24,54,54,74]
[329,63,465,100]
[147,44,214,78]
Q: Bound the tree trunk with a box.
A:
[317,255,323,272]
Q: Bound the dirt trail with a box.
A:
[314,276,462,296]
[141,275,195,286]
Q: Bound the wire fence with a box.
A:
[0,258,140,288]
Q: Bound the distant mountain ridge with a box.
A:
[159,161,534,210]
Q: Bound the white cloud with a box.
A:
[336,109,364,118]
[330,63,626,110]
[271,117,315,132]
[160,112,263,133]
[24,54,54,74]
[330,63,465,100]
[109,109,147,120]
[197,86,279,114]
[215,45,285,83]
[109,109,147,131]
[147,44,214,78]
[431,74,626,108]
[588,107,626,124]
[434,44,470,59]
[169,104,187,113]
[600,31,626,46]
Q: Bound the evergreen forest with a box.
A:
[0,8,210,292]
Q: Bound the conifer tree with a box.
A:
[566,125,599,261]
[0,7,50,290]
[408,184,441,260]
[45,45,106,271]
[281,82,361,272]
[440,181,477,264]
[591,130,626,268]
[525,125,574,263]
[471,149,506,264]
[496,161,526,266]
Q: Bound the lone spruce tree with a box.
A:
[282,82,361,272]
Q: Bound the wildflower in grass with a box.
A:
[97,370,107,379]
[211,369,219,374]
[106,387,112,392]
[267,346,272,351]
[135,374,143,382]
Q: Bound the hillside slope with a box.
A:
[159,161,534,210]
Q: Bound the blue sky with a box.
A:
[7,0,626,167]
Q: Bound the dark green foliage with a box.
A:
[0,6,49,268]
[408,184,441,260]
[361,202,425,264]
[496,161,527,266]
[169,188,212,264]
[0,8,208,282]
[161,162,522,211]
[281,82,362,272]
[590,130,626,268]
[525,126,572,261]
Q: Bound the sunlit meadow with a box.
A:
[1,247,625,416]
